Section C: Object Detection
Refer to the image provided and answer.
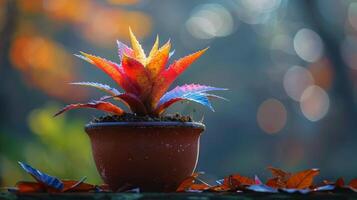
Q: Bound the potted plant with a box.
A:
[55,29,226,192]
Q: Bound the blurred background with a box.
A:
[1,0,357,186]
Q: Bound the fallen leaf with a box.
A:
[286,169,320,189]
[349,178,357,189]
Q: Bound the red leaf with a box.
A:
[101,93,147,115]
[122,55,152,100]
[54,101,124,117]
[335,177,345,188]
[286,169,320,189]
[16,182,46,193]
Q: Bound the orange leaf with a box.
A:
[189,184,210,191]
[349,178,357,189]
[16,182,46,193]
[268,167,290,179]
[79,52,138,94]
[122,55,152,100]
[146,40,171,80]
[222,174,255,190]
[266,178,281,188]
[286,169,320,189]
[207,185,231,192]
[176,173,200,192]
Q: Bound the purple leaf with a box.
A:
[117,40,134,60]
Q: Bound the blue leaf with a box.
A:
[247,184,278,193]
[314,185,335,191]
[157,84,227,111]
[18,162,64,190]
[280,188,311,194]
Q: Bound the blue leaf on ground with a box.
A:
[18,162,64,190]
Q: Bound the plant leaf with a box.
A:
[151,48,208,107]
[223,174,255,190]
[146,40,171,80]
[155,84,226,115]
[350,178,357,189]
[76,52,139,94]
[129,27,146,65]
[286,169,320,189]
[147,35,159,64]
[18,162,64,191]
[54,101,124,117]
[247,184,278,193]
[176,173,201,192]
[70,82,121,96]
[100,93,147,115]
[117,40,134,60]
[122,54,152,100]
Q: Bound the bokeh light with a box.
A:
[257,98,287,134]
[283,66,314,102]
[233,0,282,25]
[308,57,334,90]
[341,36,357,70]
[293,28,324,62]
[186,4,234,40]
[300,85,330,122]
[348,2,357,31]
[10,34,87,101]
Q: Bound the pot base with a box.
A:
[85,122,205,192]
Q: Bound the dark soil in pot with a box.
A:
[92,113,194,123]
[85,114,205,192]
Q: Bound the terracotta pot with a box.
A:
[85,121,205,192]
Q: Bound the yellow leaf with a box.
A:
[146,35,159,64]
[129,27,146,65]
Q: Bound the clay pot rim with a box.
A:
[85,121,205,131]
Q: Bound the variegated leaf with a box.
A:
[54,101,124,117]
[70,82,121,96]
[151,48,208,108]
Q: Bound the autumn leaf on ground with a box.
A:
[350,178,357,191]
[176,173,208,192]
[286,168,320,189]
[267,167,320,189]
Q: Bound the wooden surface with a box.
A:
[1,192,357,200]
